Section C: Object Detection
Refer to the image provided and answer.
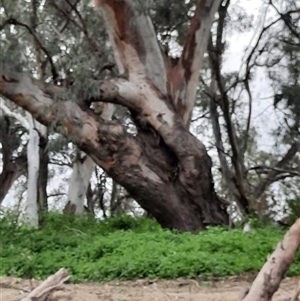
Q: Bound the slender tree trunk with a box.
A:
[37,126,48,212]
[86,182,95,215]
[109,181,118,216]
[25,113,40,227]
[207,3,251,215]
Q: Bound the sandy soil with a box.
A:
[0,274,298,301]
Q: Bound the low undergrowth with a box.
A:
[1,213,299,282]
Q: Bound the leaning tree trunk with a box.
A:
[0,0,229,231]
[242,218,300,301]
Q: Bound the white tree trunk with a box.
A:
[67,154,95,214]
[66,103,115,214]
[25,113,40,227]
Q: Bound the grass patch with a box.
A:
[0,213,299,282]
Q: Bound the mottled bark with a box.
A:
[65,103,114,214]
[0,0,229,231]
[242,218,300,301]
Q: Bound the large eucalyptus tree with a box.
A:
[0,0,230,231]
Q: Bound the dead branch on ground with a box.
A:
[241,218,300,301]
[20,268,69,301]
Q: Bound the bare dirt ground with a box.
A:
[1,274,298,301]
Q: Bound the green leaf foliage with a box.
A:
[1,213,299,282]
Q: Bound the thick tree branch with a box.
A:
[0,18,11,30]
[82,5,220,196]
[89,2,231,229]
[1,68,215,229]
[95,0,167,95]
[92,1,218,172]
[88,75,209,187]
[169,0,222,126]
[0,69,140,171]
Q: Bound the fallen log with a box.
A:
[20,268,70,301]
[291,281,300,301]
[242,218,300,301]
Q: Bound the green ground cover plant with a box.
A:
[1,213,299,282]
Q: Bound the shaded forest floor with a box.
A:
[1,274,298,301]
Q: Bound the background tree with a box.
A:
[198,0,300,222]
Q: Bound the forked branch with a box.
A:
[95,0,167,95]
[171,0,222,125]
